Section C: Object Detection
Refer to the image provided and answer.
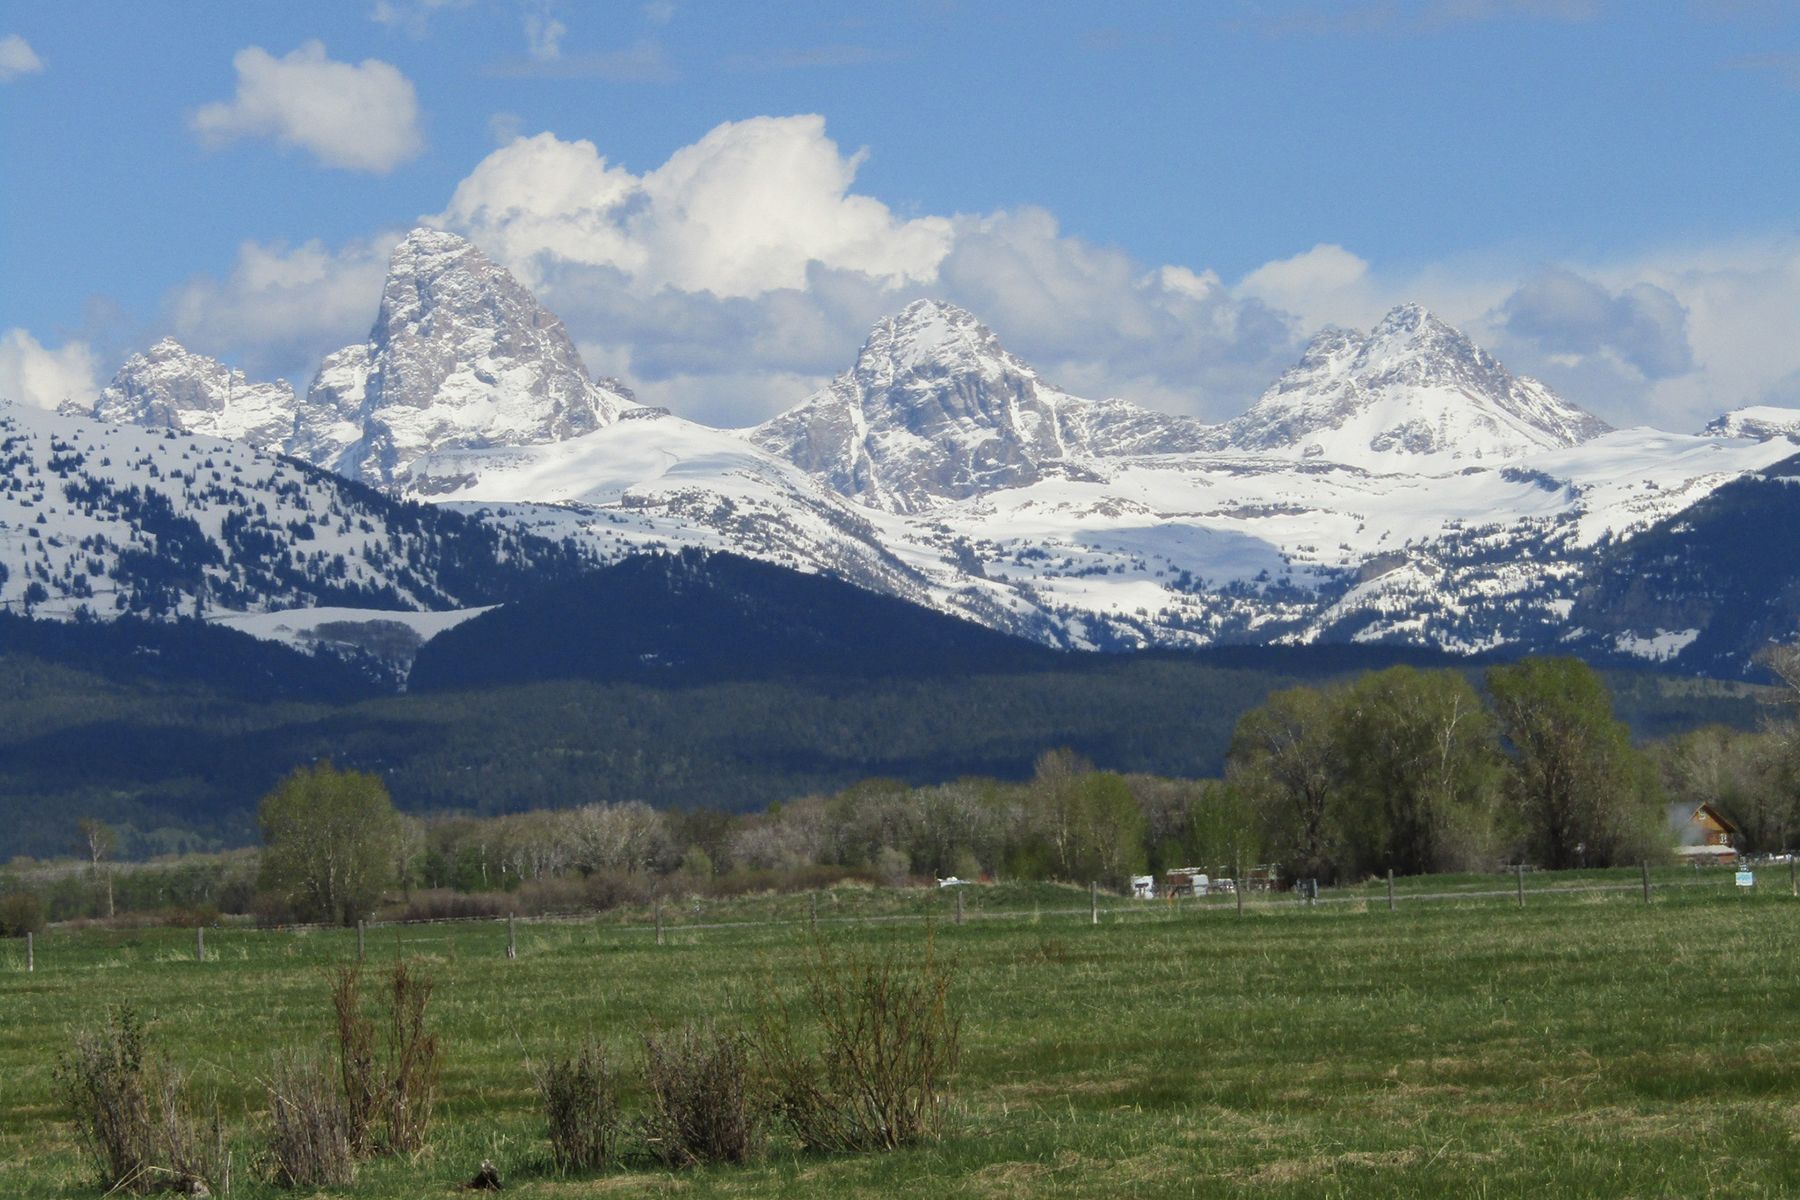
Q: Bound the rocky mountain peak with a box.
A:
[299,227,635,488]
[80,337,297,448]
[751,300,1210,513]
[857,299,1010,381]
[1215,303,1610,467]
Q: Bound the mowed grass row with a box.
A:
[4,881,1800,1197]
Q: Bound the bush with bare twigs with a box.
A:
[381,960,440,1154]
[326,961,440,1157]
[639,1022,763,1167]
[759,934,962,1152]
[533,1038,623,1173]
[330,967,379,1154]
[53,1006,224,1195]
[263,1051,357,1188]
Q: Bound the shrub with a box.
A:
[264,1051,357,1188]
[376,888,512,924]
[533,1039,622,1173]
[579,870,656,913]
[639,1022,763,1167]
[760,934,962,1152]
[53,1006,221,1194]
[328,961,441,1157]
[330,968,379,1154]
[0,888,46,937]
[381,960,440,1154]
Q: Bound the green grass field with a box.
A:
[4,872,1799,1198]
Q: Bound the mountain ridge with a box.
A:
[44,229,1800,676]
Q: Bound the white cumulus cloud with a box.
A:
[426,118,1301,423]
[435,117,953,299]
[191,41,424,173]
[0,33,42,81]
[0,330,100,411]
[163,236,396,387]
[1237,243,1380,331]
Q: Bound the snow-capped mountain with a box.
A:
[1703,406,1800,442]
[1214,304,1610,467]
[70,338,298,448]
[750,299,1210,513]
[53,225,1800,677]
[298,228,636,487]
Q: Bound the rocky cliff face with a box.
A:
[300,228,635,485]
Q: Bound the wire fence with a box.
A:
[9,860,1794,976]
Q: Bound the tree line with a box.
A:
[6,654,1798,931]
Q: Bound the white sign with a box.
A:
[1736,870,1755,888]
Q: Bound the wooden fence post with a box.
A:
[1235,880,1244,917]
[506,914,517,961]
[655,900,664,946]
[1790,858,1796,898]
[1516,863,1525,909]
[1642,861,1651,905]
[1090,881,1098,926]
[356,919,365,963]
[26,931,33,972]
[1387,869,1395,912]
[809,891,818,935]
[195,926,205,963]
[955,888,964,926]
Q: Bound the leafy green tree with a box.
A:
[1027,748,1096,881]
[1177,780,1262,876]
[1069,772,1147,887]
[1487,658,1664,868]
[258,762,404,925]
[1334,667,1502,876]
[1227,686,1344,881]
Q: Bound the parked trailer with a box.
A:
[1161,869,1210,898]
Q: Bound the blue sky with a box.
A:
[3,0,1799,429]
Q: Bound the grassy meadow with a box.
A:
[3,872,1799,1197]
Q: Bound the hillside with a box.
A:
[406,548,1059,689]
[1571,452,1800,674]
[0,400,593,624]
[0,612,1769,860]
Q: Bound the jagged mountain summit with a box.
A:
[69,338,298,448]
[750,299,1210,513]
[51,244,1800,678]
[299,228,636,486]
[1215,304,1609,468]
